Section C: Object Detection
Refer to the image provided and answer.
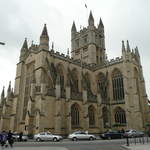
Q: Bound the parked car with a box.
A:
[100,131,124,140]
[68,131,96,141]
[34,132,63,142]
[124,129,144,138]
[12,133,28,141]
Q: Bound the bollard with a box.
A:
[126,137,129,146]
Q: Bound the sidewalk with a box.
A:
[0,147,69,150]
[121,143,150,150]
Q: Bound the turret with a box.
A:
[88,11,94,26]
[20,38,28,61]
[71,21,77,40]
[122,40,126,60]
[71,21,77,33]
[98,18,104,33]
[1,86,5,100]
[39,24,49,51]
[7,81,11,98]
[127,40,131,52]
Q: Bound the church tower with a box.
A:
[71,11,106,65]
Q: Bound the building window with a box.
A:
[88,106,95,127]
[114,107,126,124]
[102,107,109,128]
[112,69,124,101]
[97,73,107,102]
[71,104,80,127]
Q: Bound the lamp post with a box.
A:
[0,42,5,45]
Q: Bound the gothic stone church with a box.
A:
[0,11,150,135]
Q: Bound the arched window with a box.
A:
[102,107,109,128]
[88,105,95,127]
[115,107,126,124]
[71,104,80,127]
[112,69,124,101]
[97,72,107,101]
[56,64,65,98]
[71,68,79,93]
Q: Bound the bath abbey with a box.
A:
[0,11,150,135]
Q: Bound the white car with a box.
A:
[34,132,63,142]
[68,131,96,141]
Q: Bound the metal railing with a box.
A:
[126,135,150,146]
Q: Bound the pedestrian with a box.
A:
[0,130,8,148]
[7,130,14,148]
[121,128,125,133]
[19,132,23,142]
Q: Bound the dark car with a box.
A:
[100,131,124,139]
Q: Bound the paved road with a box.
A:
[11,139,126,150]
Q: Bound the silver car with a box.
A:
[124,129,144,138]
[34,132,63,142]
[68,131,96,141]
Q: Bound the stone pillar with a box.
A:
[55,75,61,99]
[41,83,46,95]
[30,83,35,97]
[82,90,89,130]
[97,92,103,132]
[66,85,71,100]
[35,111,40,134]
[55,100,61,134]
[66,102,71,134]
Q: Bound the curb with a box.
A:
[120,145,131,150]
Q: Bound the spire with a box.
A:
[41,24,48,37]
[88,10,94,26]
[39,24,49,51]
[1,86,5,99]
[98,18,104,29]
[122,40,126,52]
[51,42,54,50]
[135,46,140,56]
[127,40,131,52]
[21,38,28,50]
[7,81,11,93]
[71,21,77,32]
[67,48,69,56]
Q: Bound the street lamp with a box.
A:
[0,42,5,45]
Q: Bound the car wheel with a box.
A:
[89,137,94,140]
[72,137,77,141]
[53,137,58,142]
[36,138,41,142]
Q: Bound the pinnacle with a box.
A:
[88,10,94,26]
[127,40,131,52]
[41,24,49,37]
[71,21,77,32]
[99,18,104,28]
[22,38,28,49]
[122,40,125,52]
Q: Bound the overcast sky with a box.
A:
[0,0,150,98]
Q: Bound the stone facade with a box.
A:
[0,12,150,135]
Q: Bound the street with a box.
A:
[9,139,126,150]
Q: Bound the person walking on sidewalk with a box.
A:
[0,131,8,149]
[7,130,14,148]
